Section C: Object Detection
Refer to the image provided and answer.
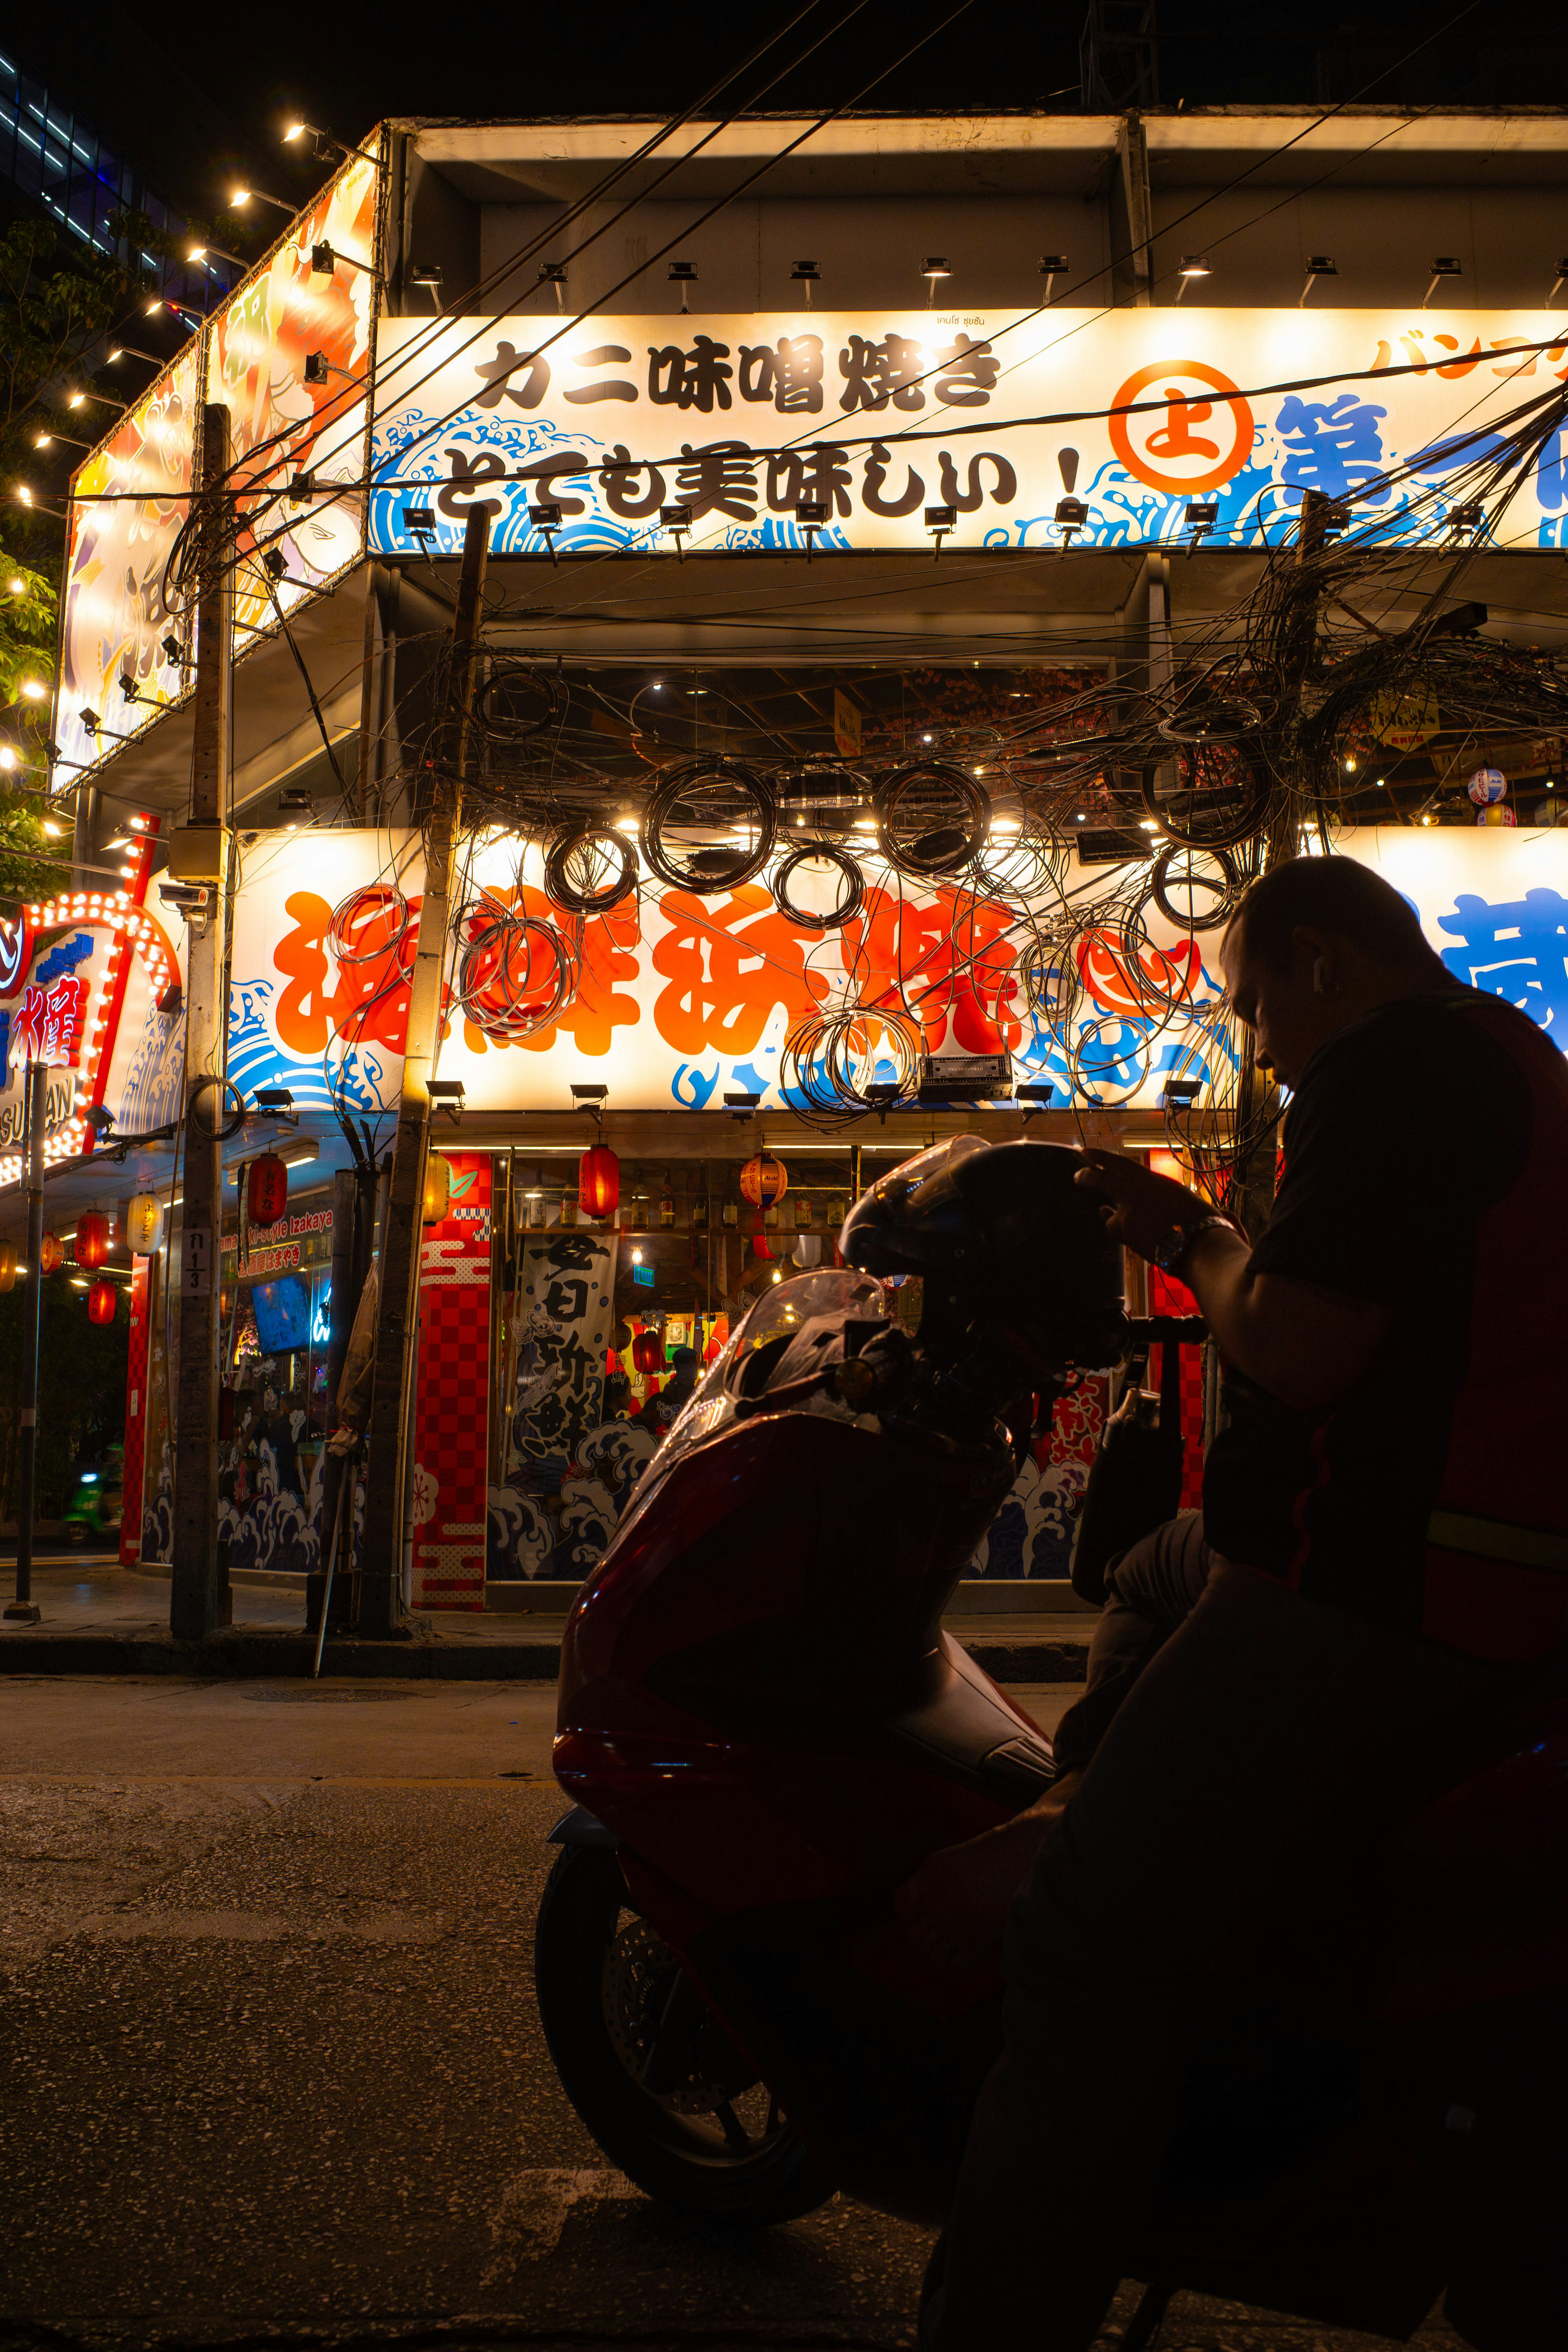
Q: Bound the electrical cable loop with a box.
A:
[1138,749,1271,851]
[476,663,566,742]
[452,895,576,1043]
[329,883,413,969]
[543,823,640,915]
[872,760,989,878]
[187,1075,247,1143]
[770,842,866,934]
[638,757,777,893]
[1148,841,1241,934]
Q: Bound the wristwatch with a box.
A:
[1151,1212,1238,1280]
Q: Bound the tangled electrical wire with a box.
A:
[300,361,1568,1171]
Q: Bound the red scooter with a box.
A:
[538,1136,1568,2352]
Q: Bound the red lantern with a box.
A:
[247,1153,289,1230]
[39,1233,63,1276]
[75,1211,111,1269]
[633,1327,664,1374]
[579,1143,620,1220]
[739,1152,788,1207]
[87,1278,116,1325]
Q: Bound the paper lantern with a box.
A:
[633,1327,664,1374]
[0,1243,14,1292]
[87,1278,116,1325]
[75,1211,111,1269]
[39,1233,63,1276]
[125,1192,163,1256]
[794,1233,823,1267]
[739,1152,788,1207]
[612,1318,633,1352]
[247,1153,289,1229]
[422,1151,452,1225]
[1468,767,1508,806]
[579,1144,620,1220]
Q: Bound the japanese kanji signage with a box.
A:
[226,824,1568,1116]
[13,975,87,1067]
[368,309,1568,557]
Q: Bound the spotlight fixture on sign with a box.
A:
[1055,497,1088,545]
[410,263,443,310]
[668,261,697,312]
[1424,256,1463,307]
[528,499,564,563]
[1299,255,1338,307]
[1174,256,1212,302]
[921,255,951,307]
[1184,501,1219,550]
[790,260,820,307]
[537,261,568,311]
[1039,254,1069,302]
[795,498,829,559]
[227,185,294,216]
[926,503,957,559]
[1549,258,1568,307]
[659,503,693,561]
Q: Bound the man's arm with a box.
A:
[1075,1151,1389,1416]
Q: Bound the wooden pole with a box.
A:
[356,507,489,1638]
[169,404,233,1642]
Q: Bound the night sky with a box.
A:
[13,0,1568,245]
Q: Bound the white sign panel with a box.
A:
[226,824,1568,1116]
[368,309,1568,558]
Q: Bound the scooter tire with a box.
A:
[533,1842,833,2226]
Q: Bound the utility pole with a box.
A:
[1231,489,1333,1241]
[169,404,234,1642]
[4,1059,46,1623]
[357,505,489,1638]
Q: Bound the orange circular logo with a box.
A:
[1109,361,1255,495]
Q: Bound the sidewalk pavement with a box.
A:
[0,1564,1094,1682]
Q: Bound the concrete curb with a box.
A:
[0,1629,1090,1682]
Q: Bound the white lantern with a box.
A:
[126,1192,163,1256]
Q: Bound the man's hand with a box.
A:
[893,1779,1080,1974]
[1073,1147,1219,1261]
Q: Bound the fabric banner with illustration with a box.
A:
[489,1229,626,1583]
[56,344,200,783]
[369,307,1568,562]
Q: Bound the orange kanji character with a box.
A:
[651,885,827,1055]
[326,885,420,1056]
[844,884,1021,1054]
[272,892,334,1054]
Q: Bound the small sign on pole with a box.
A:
[182,1228,212,1297]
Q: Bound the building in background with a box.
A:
[11,103,1568,1614]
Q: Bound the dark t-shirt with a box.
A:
[1202,988,1536,1631]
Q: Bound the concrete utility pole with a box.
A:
[357,505,489,1638]
[169,404,234,1642]
[1231,488,1334,1242]
[4,1059,46,1623]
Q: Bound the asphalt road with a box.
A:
[0,1679,1472,2352]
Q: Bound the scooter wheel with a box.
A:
[534,1843,832,2225]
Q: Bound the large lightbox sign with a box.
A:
[207,148,381,647]
[56,343,201,782]
[367,308,1568,561]
[226,826,1568,1119]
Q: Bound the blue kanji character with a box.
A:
[1274,392,1389,505]
[1438,888,1568,1033]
